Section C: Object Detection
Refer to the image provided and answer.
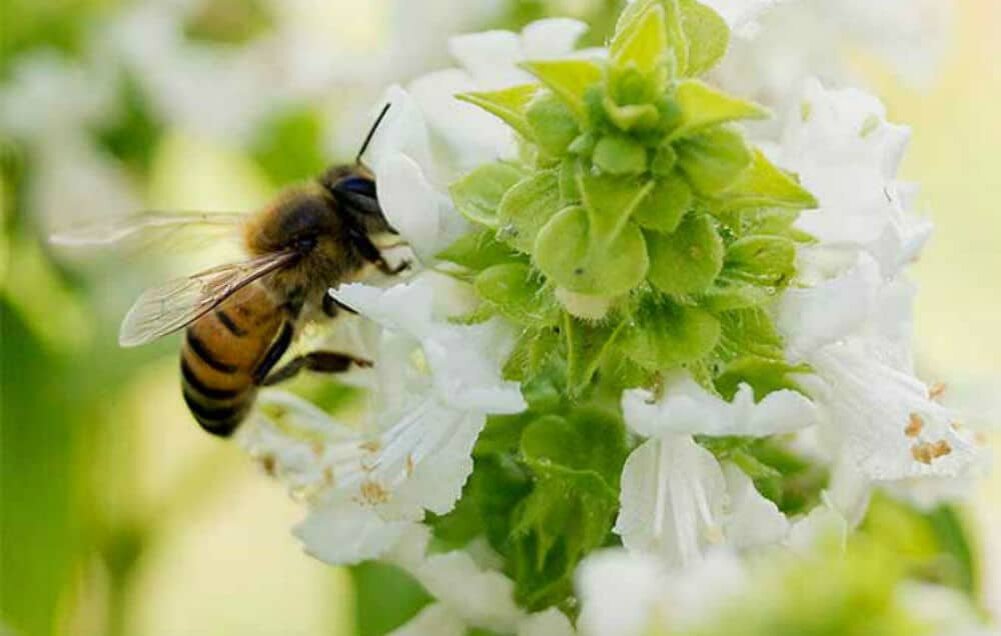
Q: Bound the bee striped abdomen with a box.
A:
[180,285,285,437]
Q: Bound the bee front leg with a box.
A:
[348,227,410,276]
[260,351,372,387]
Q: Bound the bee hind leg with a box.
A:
[260,351,372,387]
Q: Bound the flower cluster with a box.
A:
[230,1,988,634]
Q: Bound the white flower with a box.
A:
[712,0,952,114]
[385,526,575,636]
[245,275,525,565]
[615,371,812,567]
[621,370,818,437]
[576,548,748,636]
[775,79,931,276]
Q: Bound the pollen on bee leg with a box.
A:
[905,413,924,437]
[928,382,947,400]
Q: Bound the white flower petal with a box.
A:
[576,549,662,636]
[777,254,882,355]
[293,502,415,565]
[622,371,817,438]
[807,341,978,480]
[448,30,527,88]
[520,18,588,60]
[615,435,728,567]
[375,152,464,262]
[517,608,575,636]
[388,604,466,636]
[721,462,789,549]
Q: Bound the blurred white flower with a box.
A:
[245,275,525,564]
[713,0,952,114]
[576,548,748,636]
[385,526,574,636]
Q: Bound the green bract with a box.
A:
[442,0,816,401]
[433,2,823,611]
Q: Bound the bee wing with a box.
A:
[119,250,298,347]
[49,211,247,251]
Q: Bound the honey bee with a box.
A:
[53,105,406,437]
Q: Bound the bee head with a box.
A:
[320,166,396,238]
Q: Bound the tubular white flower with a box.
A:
[776,79,932,276]
[614,434,788,568]
[386,526,575,636]
[242,276,525,565]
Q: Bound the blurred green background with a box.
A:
[1,1,998,635]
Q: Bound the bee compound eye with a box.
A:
[294,236,317,252]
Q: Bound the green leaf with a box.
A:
[535,206,650,295]
[715,355,807,401]
[497,169,562,253]
[475,263,560,327]
[678,0,729,76]
[526,92,580,157]
[457,84,541,140]
[565,314,628,394]
[521,407,630,487]
[611,3,669,76]
[520,59,604,121]
[351,562,432,636]
[558,157,582,205]
[671,80,769,139]
[677,126,753,195]
[718,149,818,210]
[622,294,721,370]
[449,162,526,228]
[510,408,628,609]
[705,308,807,400]
[632,174,692,232]
[503,328,564,389]
[593,134,649,175]
[436,230,523,272]
[645,211,724,294]
[703,235,796,311]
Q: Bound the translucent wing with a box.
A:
[119,250,298,347]
[49,211,247,250]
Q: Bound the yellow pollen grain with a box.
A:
[950,421,963,432]
[911,440,952,465]
[360,480,389,504]
[905,413,924,438]
[360,440,381,453]
[260,454,277,476]
[931,440,952,458]
[928,382,947,400]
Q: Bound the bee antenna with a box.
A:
[355,103,392,167]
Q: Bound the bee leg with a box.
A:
[260,351,373,386]
[322,292,357,318]
[348,226,410,276]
